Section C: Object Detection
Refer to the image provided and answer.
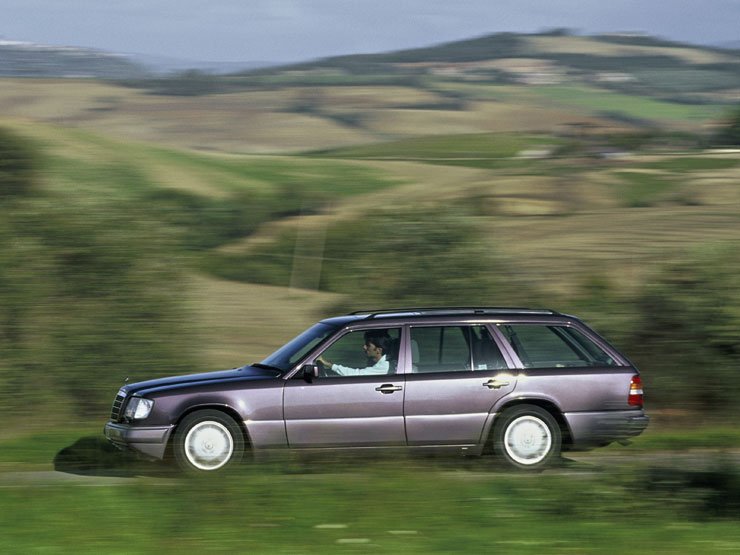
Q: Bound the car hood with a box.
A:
[120,365,281,396]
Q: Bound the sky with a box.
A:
[2,0,739,63]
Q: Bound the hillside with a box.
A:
[1,29,739,418]
[3,31,739,104]
[0,32,735,155]
[0,41,149,79]
[249,31,740,103]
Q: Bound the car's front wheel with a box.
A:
[492,405,561,470]
[173,410,245,473]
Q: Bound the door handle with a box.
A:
[375,384,403,394]
[483,378,510,389]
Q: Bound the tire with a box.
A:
[173,409,245,473]
[492,404,561,470]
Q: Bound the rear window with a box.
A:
[497,324,618,368]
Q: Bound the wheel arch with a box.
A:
[169,404,252,455]
[483,398,573,453]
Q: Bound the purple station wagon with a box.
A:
[104,308,649,472]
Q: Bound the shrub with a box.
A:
[714,104,740,147]
[627,243,740,410]
[209,204,530,311]
[0,194,195,416]
[0,127,36,199]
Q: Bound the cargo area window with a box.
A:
[497,324,617,368]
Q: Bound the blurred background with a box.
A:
[1,2,740,552]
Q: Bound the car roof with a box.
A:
[320,307,570,327]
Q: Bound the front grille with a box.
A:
[110,392,126,421]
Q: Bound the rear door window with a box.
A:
[410,325,507,373]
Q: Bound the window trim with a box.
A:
[290,324,405,379]
[406,323,515,375]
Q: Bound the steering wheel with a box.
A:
[316,359,341,377]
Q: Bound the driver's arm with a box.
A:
[317,356,362,376]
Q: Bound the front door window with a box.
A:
[316,327,400,376]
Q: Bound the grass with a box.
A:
[15,122,400,201]
[643,156,740,172]
[619,424,740,451]
[187,275,340,368]
[2,415,740,553]
[525,35,730,64]
[612,170,679,207]
[146,147,401,198]
[201,150,740,297]
[8,116,740,312]
[0,427,102,469]
[1,455,740,553]
[631,68,740,93]
[528,85,723,123]
[8,123,403,257]
[309,132,564,169]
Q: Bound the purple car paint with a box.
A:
[104,308,649,472]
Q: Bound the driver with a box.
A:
[317,330,391,376]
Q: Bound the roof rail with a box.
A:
[348,307,559,319]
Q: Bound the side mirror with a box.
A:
[302,364,319,383]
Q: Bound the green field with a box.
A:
[528,85,724,123]
[2,421,740,554]
[311,132,561,159]
[2,469,739,554]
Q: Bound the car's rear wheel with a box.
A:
[173,410,244,473]
[492,405,561,470]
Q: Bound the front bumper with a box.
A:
[104,422,175,460]
[565,410,649,447]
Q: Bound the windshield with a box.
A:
[260,322,338,372]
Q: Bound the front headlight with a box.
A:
[124,397,154,420]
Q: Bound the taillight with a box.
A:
[628,375,643,407]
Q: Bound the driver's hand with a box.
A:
[316,356,329,368]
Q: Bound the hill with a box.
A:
[1,29,740,418]
[2,31,739,103]
[244,31,740,103]
[2,32,734,155]
[0,40,149,79]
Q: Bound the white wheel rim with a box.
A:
[184,420,234,471]
[503,415,552,465]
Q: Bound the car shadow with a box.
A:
[53,436,178,478]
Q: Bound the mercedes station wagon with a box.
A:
[104,308,649,472]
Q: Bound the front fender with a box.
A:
[152,384,287,448]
